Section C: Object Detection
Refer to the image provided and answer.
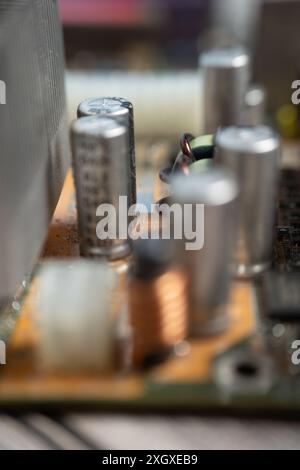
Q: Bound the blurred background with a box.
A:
[60,0,300,137]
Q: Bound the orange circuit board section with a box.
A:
[0,171,257,409]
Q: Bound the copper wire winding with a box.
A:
[129,269,188,367]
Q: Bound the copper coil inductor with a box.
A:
[129,240,188,368]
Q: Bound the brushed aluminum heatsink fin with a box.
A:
[0,0,70,305]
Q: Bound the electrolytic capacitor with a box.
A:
[215,125,280,278]
[210,0,263,53]
[171,168,238,336]
[77,97,136,208]
[71,116,130,260]
[199,46,250,133]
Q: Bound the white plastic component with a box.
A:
[37,260,118,374]
[66,71,202,137]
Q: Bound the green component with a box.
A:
[190,134,214,150]
[189,159,213,173]
[190,134,214,161]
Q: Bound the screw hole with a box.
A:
[235,361,258,378]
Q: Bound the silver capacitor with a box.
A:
[199,46,250,133]
[210,0,263,53]
[71,116,130,260]
[171,168,238,336]
[215,126,280,278]
[77,97,136,208]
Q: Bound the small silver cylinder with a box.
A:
[210,0,263,52]
[200,47,250,133]
[242,85,266,126]
[71,116,130,260]
[215,126,280,277]
[171,168,238,336]
[77,97,136,208]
